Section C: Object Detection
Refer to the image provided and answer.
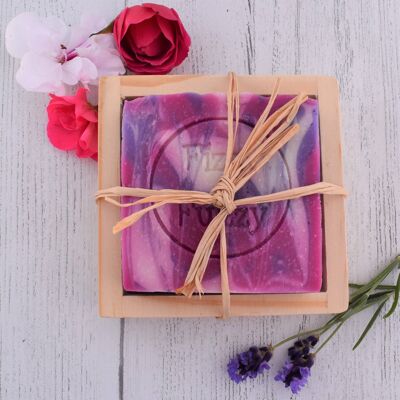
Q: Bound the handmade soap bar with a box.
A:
[121,93,322,293]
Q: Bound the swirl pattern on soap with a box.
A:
[121,93,322,293]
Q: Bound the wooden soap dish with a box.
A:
[98,74,348,318]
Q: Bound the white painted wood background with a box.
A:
[1,0,399,399]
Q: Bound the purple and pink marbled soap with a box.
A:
[121,93,322,293]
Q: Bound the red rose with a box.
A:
[113,3,191,74]
[47,88,98,160]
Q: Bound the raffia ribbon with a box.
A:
[96,72,346,318]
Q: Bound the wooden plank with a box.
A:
[1,0,400,399]
[317,76,349,312]
[98,76,124,317]
[119,74,320,97]
[0,1,123,399]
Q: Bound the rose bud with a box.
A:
[113,3,191,74]
[46,88,98,160]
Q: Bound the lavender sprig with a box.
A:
[227,346,272,383]
[227,255,400,394]
[274,336,318,394]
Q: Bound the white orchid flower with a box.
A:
[5,12,125,95]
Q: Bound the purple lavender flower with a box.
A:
[275,335,318,394]
[227,346,273,383]
[275,360,312,394]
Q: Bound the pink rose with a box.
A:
[113,3,191,74]
[47,88,98,160]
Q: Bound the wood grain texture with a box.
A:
[1,0,400,399]
[0,1,124,400]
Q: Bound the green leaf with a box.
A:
[383,272,400,318]
[91,20,114,36]
[349,283,396,291]
[326,292,389,329]
[273,257,400,354]
[352,300,388,350]
[368,290,395,301]
[314,322,344,354]
[366,292,392,306]
[350,256,400,302]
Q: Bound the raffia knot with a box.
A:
[210,176,236,214]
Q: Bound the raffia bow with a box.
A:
[96,72,346,318]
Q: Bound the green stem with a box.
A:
[314,322,344,354]
[384,272,400,318]
[272,289,394,351]
[350,256,400,301]
[270,256,400,354]
[352,299,388,350]
[338,293,391,323]
[272,327,325,350]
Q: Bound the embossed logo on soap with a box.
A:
[182,143,226,172]
[178,203,270,232]
[149,118,291,258]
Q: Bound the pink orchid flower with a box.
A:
[5,13,125,95]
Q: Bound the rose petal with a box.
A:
[130,17,161,48]
[156,17,176,44]
[16,52,63,92]
[113,6,155,46]
[48,93,78,106]
[128,18,175,64]
[47,121,83,150]
[132,33,175,67]
[132,44,174,66]
[76,146,95,158]
[142,3,180,21]
[58,113,78,130]
[121,6,155,26]
[158,17,190,68]
[47,103,70,120]
[174,38,190,66]
[172,9,191,48]
[78,121,98,154]
[140,34,170,57]
[123,23,173,60]
[113,10,127,44]
[128,17,179,67]
[121,28,141,54]
[124,59,173,74]
[74,88,98,122]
